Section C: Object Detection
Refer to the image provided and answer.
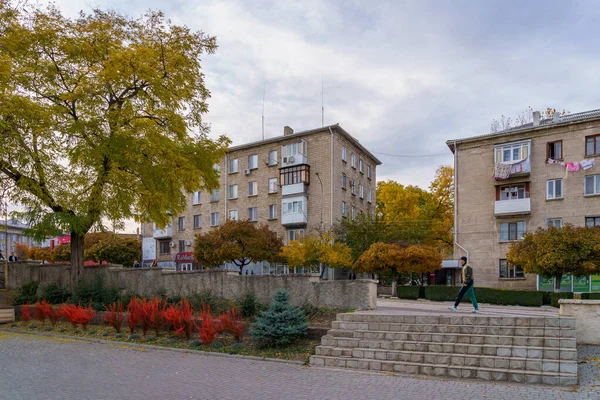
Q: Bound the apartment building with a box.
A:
[142,124,381,276]
[0,219,40,257]
[447,109,600,290]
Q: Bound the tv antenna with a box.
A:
[262,83,265,140]
[321,74,324,127]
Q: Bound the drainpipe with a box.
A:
[453,140,469,260]
[328,126,335,280]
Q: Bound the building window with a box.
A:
[500,221,526,241]
[586,216,600,228]
[228,209,238,221]
[547,141,562,161]
[228,158,239,174]
[210,189,219,202]
[248,207,258,222]
[359,159,364,174]
[228,184,238,200]
[359,184,364,199]
[214,163,220,172]
[586,135,600,156]
[498,184,528,200]
[159,241,170,254]
[350,180,356,195]
[0,233,4,240]
[178,216,185,230]
[499,259,525,278]
[193,214,202,229]
[268,178,278,194]
[178,240,186,253]
[546,179,563,200]
[584,175,600,196]
[341,173,347,189]
[268,150,278,165]
[193,191,202,205]
[283,140,307,157]
[367,189,372,203]
[342,201,347,217]
[342,147,347,162]
[210,212,220,227]
[351,206,356,220]
[248,181,258,196]
[268,204,278,220]
[351,154,356,169]
[248,154,258,170]
[367,165,372,179]
[282,200,303,215]
[279,165,310,186]
[547,218,562,229]
[287,229,304,243]
[494,141,530,163]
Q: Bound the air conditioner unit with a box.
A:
[169,242,175,247]
[282,157,288,163]
[243,168,251,175]
[185,240,191,246]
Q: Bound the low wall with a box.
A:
[559,299,599,345]
[1,263,377,310]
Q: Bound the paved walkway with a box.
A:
[1,332,599,400]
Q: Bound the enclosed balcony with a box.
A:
[281,196,308,227]
[495,198,531,217]
[153,225,172,239]
[280,165,310,196]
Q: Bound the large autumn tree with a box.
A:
[281,233,353,277]
[507,225,600,292]
[0,2,228,286]
[194,219,283,275]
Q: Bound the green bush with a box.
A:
[396,286,420,300]
[188,339,201,348]
[40,283,71,304]
[581,293,600,300]
[251,290,308,348]
[542,291,552,305]
[551,292,573,307]
[119,291,140,306]
[423,286,458,302]
[70,275,119,311]
[13,281,40,305]
[235,292,264,318]
[423,285,543,307]
[210,341,223,349]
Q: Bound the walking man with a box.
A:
[448,256,479,313]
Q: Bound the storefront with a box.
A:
[537,274,600,292]
[175,252,201,272]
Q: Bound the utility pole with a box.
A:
[3,199,8,303]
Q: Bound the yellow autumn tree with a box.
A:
[353,242,404,296]
[281,233,352,276]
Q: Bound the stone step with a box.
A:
[309,355,578,386]
[326,329,577,347]
[315,346,578,371]
[320,336,577,360]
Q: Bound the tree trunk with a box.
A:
[391,269,397,297]
[554,273,562,293]
[70,231,85,289]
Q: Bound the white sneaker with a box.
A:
[472,309,479,313]
[447,306,457,312]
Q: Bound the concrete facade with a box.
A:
[142,124,381,275]
[559,299,599,345]
[448,112,600,289]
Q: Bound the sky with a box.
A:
[21,0,600,233]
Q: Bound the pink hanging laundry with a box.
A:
[566,162,580,172]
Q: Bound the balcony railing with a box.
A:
[281,212,308,226]
[282,182,308,196]
[494,198,531,216]
[153,226,173,239]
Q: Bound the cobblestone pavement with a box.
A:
[0,333,599,400]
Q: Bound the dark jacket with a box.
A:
[461,263,473,286]
[9,255,17,262]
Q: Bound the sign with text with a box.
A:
[174,252,196,263]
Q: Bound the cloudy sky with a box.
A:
[41,0,600,232]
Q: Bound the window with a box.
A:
[268,178,278,194]
[586,135,600,156]
[547,141,562,160]
[228,184,238,199]
[21,236,28,243]
[351,206,356,221]
[498,184,528,200]
[342,201,347,217]
[248,181,258,196]
[494,141,530,163]
[585,175,600,196]
[351,154,356,168]
[248,154,258,170]
[367,165,372,179]
[282,140,307,157]
[367,189,372,203]
[248,207,258,222]
[0,233,4,240]
[499,259,525,278]
[210,212,220,227]
[359,159,364,174]
[268,150,278,165]
[282,200,304,215]
[268,205,278,220]
[193,214,202,229]
[159,241,171,254]
[193,191,202,205]
[547,218,562,229]
[342,147,347,162]
[178,216,185,230]
[228,209,238,221]
[279,165,310,186]
[287,229,304,243]
[586,216,600,228]
[546,179,563,200]
[178,240,186,253]
[359,184,364,199]
[500,221,526,241]
[228,158,239,174]
[210,189,219,202]
[341,173,347,189]
[350,180,356,195]
[213,163,220,172]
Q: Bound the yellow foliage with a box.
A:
[280,233,352,271]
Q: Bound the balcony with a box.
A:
[153,226,172,239]
[281,195,308,227]
[282,212,308,226]
[281,153,308,167]
[494,198,531,217]
[282,182,308,196]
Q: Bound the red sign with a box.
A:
[175,252,196,263]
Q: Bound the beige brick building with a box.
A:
[447,109,600,289]
[0,219,40,260]
[142,124,381,276]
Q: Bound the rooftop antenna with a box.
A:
[262,82,265,140]
[321,73,324,127]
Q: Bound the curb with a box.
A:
[0,328,306,366]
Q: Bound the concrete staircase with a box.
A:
[310,313,578,386]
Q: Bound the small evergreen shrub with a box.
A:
[189,339,201,348]
[129,334,140,340]
[231,343,244,352]
[102,332,109,337]
[210,341,223,349]
[115,333,124,339]
[88,330,97,335]
[235,292,264,318]
[251,290,308,348]
[13,281,40,305]
[44,326,53,331]
[40,283,71,304]
[70,275,119,311]
[145,336,157,342]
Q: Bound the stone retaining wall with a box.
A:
[559,299,599,345]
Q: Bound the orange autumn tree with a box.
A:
[397,244,443,285]
[354,242,404,296]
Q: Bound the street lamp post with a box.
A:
[3,199,8,303]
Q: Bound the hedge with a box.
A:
[422,286,543,307]
[581,293,600,300]
[550,292,573,308]
[395,286,420,300]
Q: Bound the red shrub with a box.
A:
[219,304,244,342]
[171,298,197,339]
[127,297,144,334]
[49,307,62,326]
[59,304,96,330]
[199,304,219,345]
[142,297,167,336]
[21,303,31,322]
[103,302,125,333]
[59,304,79,327]
[163,304,182,332]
